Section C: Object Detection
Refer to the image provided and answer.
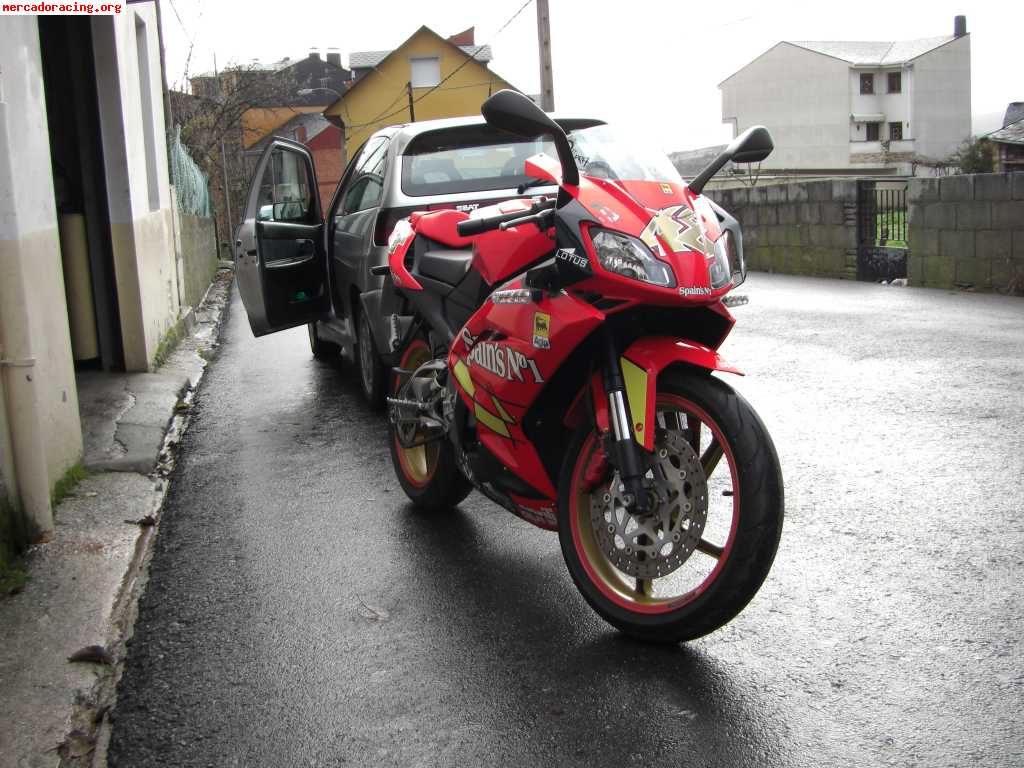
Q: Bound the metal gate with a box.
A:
[857,181,908,282]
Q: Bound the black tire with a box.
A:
[355,306,386,409]
[388,338,473,512]
[308,321,339,359]
[557,368,784,643]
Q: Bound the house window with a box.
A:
[865,122,880,141]
[889,122,903,141]
[887,72,901,93]
[410,57,440,88]
[860,73,874,95]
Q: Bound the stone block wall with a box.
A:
[179,214,218,309]
[707,180,859,280]
[907,173,1024,292]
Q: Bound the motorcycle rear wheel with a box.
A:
[557,369,784,643]
[388,338,473,511]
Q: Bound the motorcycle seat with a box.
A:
[419,247,473,285]
[410,209,473,249]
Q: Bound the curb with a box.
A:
[60,269,235,768]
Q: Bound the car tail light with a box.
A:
[374,206,421,247]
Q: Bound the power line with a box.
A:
[344,0,534,132]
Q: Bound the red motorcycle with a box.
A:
[383,91,783,643]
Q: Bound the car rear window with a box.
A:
[400,121,600,197]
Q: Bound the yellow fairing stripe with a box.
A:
[493,398,515,424]
[620,357,648,440]
[475,404,511,437]
[453,359,475,396]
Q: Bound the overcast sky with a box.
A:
[160,0,1016,152]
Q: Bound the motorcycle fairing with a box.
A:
[516,153,735,304]
[448,287,605,505]
[576,336,743,452]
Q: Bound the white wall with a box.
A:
[848,67,911,141]
[0,17,82,534]
[912,36,971,162]
[92,8,180,370]
[721,43,851,170]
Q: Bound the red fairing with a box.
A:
[470,199,553,286]
[387,220,420,291]
[411,209,473,249]
[618,335,741,454]
[449,288,605,506]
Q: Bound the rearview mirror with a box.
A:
[689,125,774,194]
[731,126,773,164]
[481,90,580,186]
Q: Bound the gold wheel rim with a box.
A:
[571,395,739,612]
[396,343,440,485]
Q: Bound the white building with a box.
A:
[1,9,182,548]
[720,16,971,175]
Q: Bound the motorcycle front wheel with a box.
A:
[557,369,784,643]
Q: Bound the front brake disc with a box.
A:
[588,430,708,580]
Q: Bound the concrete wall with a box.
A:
[912,37,971,162]
[179,214,218,309]
[721,43,851,171]
[708,180,859,279]
[0,17,84,538]
[92,9,181,371]
[907,173,1024,292]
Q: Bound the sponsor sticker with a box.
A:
[532,312,551,349]
[467,341,544,384]
[556,247,589,271]
[660,183,674,194]
[679,286,712,297]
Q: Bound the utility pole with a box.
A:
[213,53,234,241]
[536,0,555,112]
[406,82,416,122]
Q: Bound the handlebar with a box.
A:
[456,197,556,237]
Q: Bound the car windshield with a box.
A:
[401,122,598,197]
[400,121,681,197]
[564,124,684,185]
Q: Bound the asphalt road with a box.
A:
[108,274,1024,767]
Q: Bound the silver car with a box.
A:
[235,113,602,407]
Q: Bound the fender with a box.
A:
[565,336,742,451]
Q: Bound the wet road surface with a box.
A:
[109,275,1023,767]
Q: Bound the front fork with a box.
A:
[600,329,650,514]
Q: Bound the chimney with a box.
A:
[954,15,967,38]
[326,47,341,67]
[308,47,320,60]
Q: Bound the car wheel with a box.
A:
[356,307,386,409]
[308,322,339,359]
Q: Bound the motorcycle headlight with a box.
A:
[710,229,744,290]
[590,229,675,287]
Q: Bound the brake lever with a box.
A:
[499,209,554,231]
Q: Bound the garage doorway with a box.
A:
[38,16,124,371]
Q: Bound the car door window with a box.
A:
[339,136,389,216]
[256,148,314,223]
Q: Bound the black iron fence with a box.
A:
[858,183,907,247]
[857,181,908,282]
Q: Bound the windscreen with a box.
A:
[564,124,685,185]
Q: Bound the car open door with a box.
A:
[235,139,329,336]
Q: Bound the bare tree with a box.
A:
[170,62,301,246]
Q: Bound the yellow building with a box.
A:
[324,26,519,159]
